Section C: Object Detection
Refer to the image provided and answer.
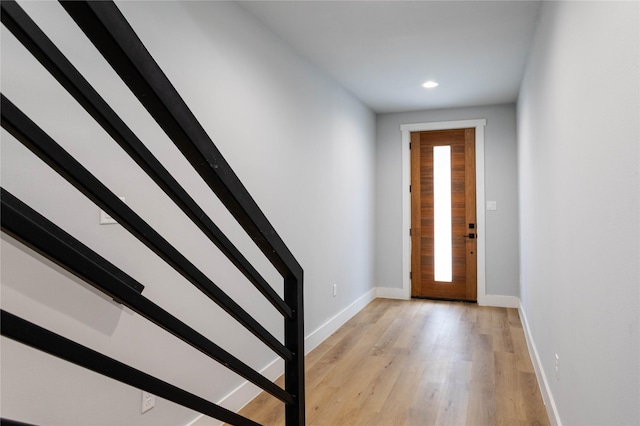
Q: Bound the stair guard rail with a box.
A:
[0,1,305,425]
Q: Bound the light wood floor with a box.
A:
[233,298,550,425]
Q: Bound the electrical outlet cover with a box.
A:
[141,391,155,414]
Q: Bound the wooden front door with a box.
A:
[410,128,477,301]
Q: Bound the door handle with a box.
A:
[463,233,476,239]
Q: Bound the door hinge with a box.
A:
[409,185,411,193]
[410,271,412,279]
[409,142,412,150]
[409,228,412,236]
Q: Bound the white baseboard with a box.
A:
[188,287,378,426]
[374,287,520,307]
[479,294,520,308]
[375,286,409,300]
[518,302,562,426]
[304,287,377,352]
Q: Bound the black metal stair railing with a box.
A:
[0,1,305,425]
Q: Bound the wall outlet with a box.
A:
[141,391,155,414]
[555,354,560,380]
[100,196,125,225]
[333,284,337,297]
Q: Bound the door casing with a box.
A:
[400,119,487,303]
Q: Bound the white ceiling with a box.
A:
[239,1,543,113]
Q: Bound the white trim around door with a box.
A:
[400,119,488,304]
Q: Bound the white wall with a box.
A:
[0,1,375,424]
[375,104,520,297]
[517,1,639,425]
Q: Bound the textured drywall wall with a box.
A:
[517,1,640,424]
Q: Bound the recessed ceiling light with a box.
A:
[422,80,439,89]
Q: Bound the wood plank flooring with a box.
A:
[231,298,550,425]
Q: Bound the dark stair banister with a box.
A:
[0,0,292,320]
[59,2,305,423]
[0,188,291,405]
[1,311,261,426]
[0,0,305,424]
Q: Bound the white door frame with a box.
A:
[400,119,487,303]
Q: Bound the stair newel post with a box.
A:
[284,273,305,425]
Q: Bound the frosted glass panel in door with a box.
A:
[433,146,452,282]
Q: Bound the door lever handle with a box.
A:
[463,233,476,239]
